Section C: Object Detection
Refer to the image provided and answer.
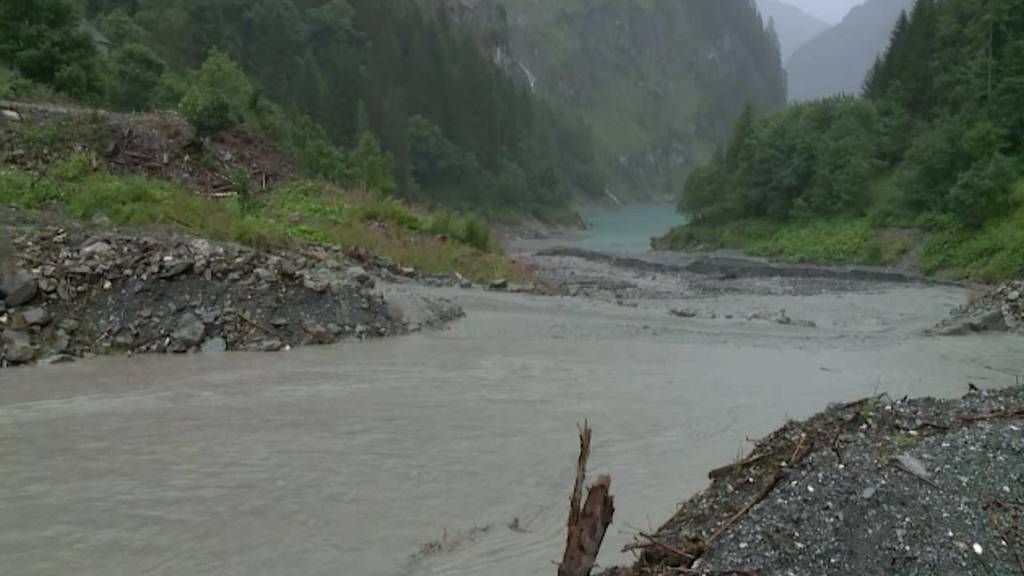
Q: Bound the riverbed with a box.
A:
[2,208,1022,576]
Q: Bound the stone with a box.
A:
[861,486,878,500]
[489,278,509,291]
[81,241,113,256]
[775,309,793,325]
[59,319,80,333]
[160,260,193,280]
[39,353,76,366]
[670,308,698,319]
[171,313,206,350]
[14,307,51,328]
[253,268,276,283]
[301,319,334,344]
[249,338,284,352]
[1008,291,1021,302]
[201,338,227,353]
[270,317,289,327]
[399,266,416,277]
[113,331,135,349]
[91,212,111,227]
[345,266,372,285]
[2,330,35,364]
[303,276,329,293]
[968,309,1009,333]
[4,271,38,307]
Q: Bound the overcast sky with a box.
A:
[779,0,869,24]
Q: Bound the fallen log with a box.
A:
[559,422,614,576]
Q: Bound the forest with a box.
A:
[669,0,1024,280]
[0,0,605,216]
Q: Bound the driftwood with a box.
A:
[559,422,614,576]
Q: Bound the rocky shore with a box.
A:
[0,210,462,367]
[604,385,1024,576]
[933,280,1024,336]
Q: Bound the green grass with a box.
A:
[0,156,523,282]
[920,204,1024,282]
[661,217,916,268]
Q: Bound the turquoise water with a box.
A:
[573,203,685,254]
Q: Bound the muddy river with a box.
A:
[3,209,1023,576]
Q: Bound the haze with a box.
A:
[779,0,868,23]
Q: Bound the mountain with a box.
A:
[786,0,914,102]
[755,0,829,60]
[461,0,788,198]
[775,0,866,24]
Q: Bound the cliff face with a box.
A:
[755,0,829,60]
[433,0,788,198]
[786,0,914,102]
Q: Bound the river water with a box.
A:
[3,210,1023,576]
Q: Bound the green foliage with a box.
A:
[349,132,395,196]
[680,97,885,225]
[0,167,513,280]
[0,0,105,99]
[669,0,1024,281]
[178,49,253,137]
[747,220,875,265]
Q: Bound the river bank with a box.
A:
[4,215,1024,576]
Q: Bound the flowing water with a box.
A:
[3,210,1023,576]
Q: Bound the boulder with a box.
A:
[489,278,509,291]
[171,313,206,350]
[201,338,227,353]
[968,309,1009,333]
[345,266,372,286]
[301,319,334,344]
[13,307,51,329]
[248,338,284,352]
[81,241,113,256]
[2,330,35,364]
[4,271,38,307]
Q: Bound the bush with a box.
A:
[178,49,253,137]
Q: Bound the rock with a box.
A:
[249,338,284,352]
[861,486,877,500]
[775,309,792,325]
[59,319,79,333]
[91,212,111,227]
[253,268,276,283]
[301,319,334,344]
[400,266,416,277]
[39,353,76,366]
[968,309,1009,333]
[4,271,38,307]
[170,313,205,350]
[2,330,34,364]
[81,241,113,256]
[270,317,289,327]
[201,338,227,353]
[894,454,932,482]
[670,308,698,319]
[1008,291,1020,302]
[113,331,135,349]
[14,306,51,328]
[345,266,372,285]
[303,276,330,293]
[489,278,509,291]
[160,260,193,280]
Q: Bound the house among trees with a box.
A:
[77,19,111,57]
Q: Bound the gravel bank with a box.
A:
[605,386,1024,576]
[0,210,462,367]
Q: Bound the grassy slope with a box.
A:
[0,155,525,282]
[660,186,1024,281]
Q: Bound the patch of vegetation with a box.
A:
[665,0,1024,282]
[0,158,519,281]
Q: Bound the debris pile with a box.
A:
[604,387,1024,575]
[934,280,1023,335]
[0,101,291,195]
[1,219,462,367]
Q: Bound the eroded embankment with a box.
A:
[0,209,462,367]
[603,386,1024,576]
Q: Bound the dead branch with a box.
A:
[559,422,615,576]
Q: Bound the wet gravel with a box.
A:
[607,387,1024,576]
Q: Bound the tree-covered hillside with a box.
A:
[786,0,913,103]
[666,0,1024,281]
[1,0,606,216]
[461,0,788,199]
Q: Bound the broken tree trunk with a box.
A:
[558,422,614,576]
